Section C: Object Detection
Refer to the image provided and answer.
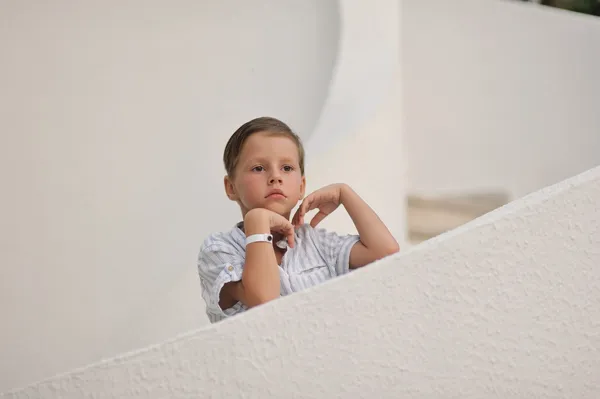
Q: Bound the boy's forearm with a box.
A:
[341,185,400,256]
[241,210,280,307]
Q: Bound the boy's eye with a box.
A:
[252,166,264,172]
[283,165,294,172]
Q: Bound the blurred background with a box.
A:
[1,0,599,393]
[404,0,600,244]
[517,0,600,16]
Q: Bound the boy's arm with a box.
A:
[292,183,399,270]
[222,208,293,309]
[340,185,400,268]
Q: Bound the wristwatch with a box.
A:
[245,233,273,246]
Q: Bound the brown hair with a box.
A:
[223,116,305,177]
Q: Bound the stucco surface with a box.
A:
[4,166,599,398]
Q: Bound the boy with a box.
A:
[197,117,399,323]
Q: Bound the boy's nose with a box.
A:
[269,173,282,184]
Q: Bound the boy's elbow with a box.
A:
[245,292,279,308]
[239,280,280,308]
[378,243,400,259]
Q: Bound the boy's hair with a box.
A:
[223,117,305,177]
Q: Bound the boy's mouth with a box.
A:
[266,189,286,199]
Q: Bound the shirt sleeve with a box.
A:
[312,228,360,276]
[197,240,246,321]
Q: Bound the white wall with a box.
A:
[403,0,600,198]
[4,164,599,398]
[0,0,405,392]
[304,0,405,242]
[0,0,340,391]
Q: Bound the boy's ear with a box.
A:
[224,175,238,201]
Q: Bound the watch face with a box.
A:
[267,235,273,242]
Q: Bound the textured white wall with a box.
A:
[3,165,599,398]
[403,0,600,198]
[0,0,406,392]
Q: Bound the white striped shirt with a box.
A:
[197,222,360,323]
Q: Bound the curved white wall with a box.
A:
[0,0,406,392]
[0,0,340,391]
[304,0,405,244]
[4,165,599,398]
[403,0,600,198]
[306,0,400,159]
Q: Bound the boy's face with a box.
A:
[225,132,305,219]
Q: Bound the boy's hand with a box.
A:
[292,183,347,228]
[245,208,296,248]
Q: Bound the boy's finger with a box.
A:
[291,206,300,227]
[310,211,327,228]
[292,209,300,226]
[298,198,313,225]
[286,225,295,247]
[299,197,311,215]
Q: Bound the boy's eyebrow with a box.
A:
[245,156,298,164]
[279,157,298,164]
[244,157,267,165]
